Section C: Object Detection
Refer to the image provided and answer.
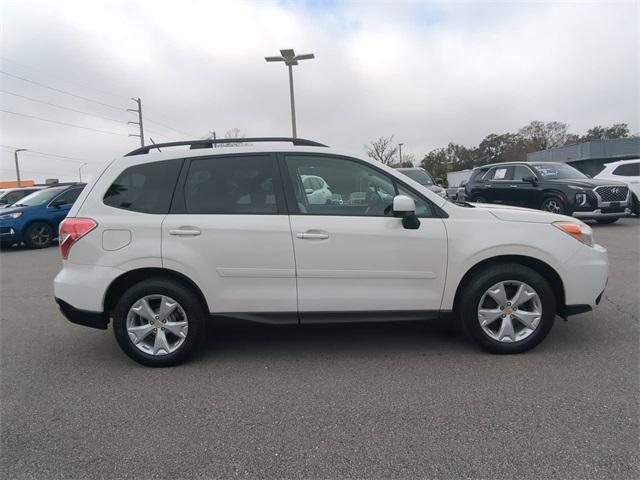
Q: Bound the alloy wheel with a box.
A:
[543,199,562,214]
[477,280,542,343]
[31,226,51,247]
[126,295,189,356]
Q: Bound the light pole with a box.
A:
[398,143,404,165]
[14,148,26,185]
[78,163,88,182]
[265,49,315,138]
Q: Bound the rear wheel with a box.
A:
[112,278,206,367]
[541,196,567,215]
[470,195,488,204]
[458,263,556,354]
[24,222,53,249]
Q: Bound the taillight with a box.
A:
[59,218,97,259]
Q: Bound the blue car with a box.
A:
[0,184,85,249]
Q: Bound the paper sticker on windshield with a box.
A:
[494,168,507,179]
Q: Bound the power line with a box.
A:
[145,117,196,138]
[0,109,128,136]
[0,147,90,165]
[0,144,90,162]
[0,70,126,112]
[0,90,128,124]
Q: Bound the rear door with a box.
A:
[162,153,297,319]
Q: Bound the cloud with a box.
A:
[1,0,638,182]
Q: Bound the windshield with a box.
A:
[532,163,588,180]
[15,187,65,207]
[401,169,434,185]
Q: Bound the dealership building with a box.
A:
[526,138,640,176]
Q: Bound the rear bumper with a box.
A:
[55,297,109,330]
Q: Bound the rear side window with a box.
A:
[485,166,513,180]
[184,155,279,214]
[612,163,639,177]
[104,159,182,214]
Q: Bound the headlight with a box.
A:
[553,221,594,247]
[0,212,22,220]
[575,193,588,206]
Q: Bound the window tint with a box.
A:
[513,165,534,181]
[397,185,433,218]
[286,155,396,216]
[104,159,181,214]
[53,187,83,206]
[184,155,278,214]
[612,163,639,177]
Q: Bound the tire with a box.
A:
[112,278,206,367]
[596,218,619,224]
[540,196,567,215]
[631,194,639,215]
[470,195,488,204]
[458,263,556,354]
[24,222,54,249]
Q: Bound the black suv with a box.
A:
[465,161,631,223]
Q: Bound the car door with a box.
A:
[162,153,297,319]
[503,165,539,207]
[282,153,448,320]
[483,166,515,204]
[47,187,84,228]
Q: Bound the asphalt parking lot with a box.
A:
[1,218,638,479]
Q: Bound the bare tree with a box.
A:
[207,128,249,146]
[365,135,398,165]
[519,121,569,150]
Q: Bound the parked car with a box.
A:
[300,174,333,204]
[0,186,44,208]
[396,167,447,198]
[593,159,639,215]
[0,184,85,248]
[464,161,631,223]
[54,138,608,366]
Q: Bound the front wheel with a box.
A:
[541,196,567,215]
[458,263,556,354]
[24,222,53,249]
[112,278,206,367]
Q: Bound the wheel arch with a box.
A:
[452,255,567,317]
[21,218,56,240]
[103,267,210,316]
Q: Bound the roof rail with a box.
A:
[124,137,328,156]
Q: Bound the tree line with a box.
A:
[365,121,633,183]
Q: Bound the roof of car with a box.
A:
[475,161,566,170]
[604,158,640,166]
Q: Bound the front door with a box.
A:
[282,154,448,321]
[162,153,297,319]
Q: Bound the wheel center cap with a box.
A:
[502,306,513,315]
[153,319,163,327]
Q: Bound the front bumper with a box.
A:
[0,224,21,244]
[572,207,631,219]
[55,298,109,329]
[561,243,608,312]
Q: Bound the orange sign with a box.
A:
[0,180,35,188]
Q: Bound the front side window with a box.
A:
[286,155,396,216]
[104,159,182,214]
[184,155,278,214]
[512,165,535,181]
[397,185,433,217]
[612,163,640,177]
[485,166,513,180]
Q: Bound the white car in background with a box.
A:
[594,159,640,214]
[301,174,333,204]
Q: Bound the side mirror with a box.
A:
[522,175,538,184]
[392,195,420,230]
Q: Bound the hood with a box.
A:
[471,202,573,224]
[0,205,31,216]
[545,178,627,188]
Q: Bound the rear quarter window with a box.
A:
[103,159,182,214]
[612,163,640,177]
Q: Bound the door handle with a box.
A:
[509,184,518,188]
[169,228,201,236]
[296,232,329,240]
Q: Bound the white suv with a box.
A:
[54,138,608,366]
[594,159,640,215]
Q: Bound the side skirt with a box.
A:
[211,310,451,325]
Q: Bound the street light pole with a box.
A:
[14,148,26,185]
[78,163,88,182]
[398,143,403,165]
[265,49,315,138]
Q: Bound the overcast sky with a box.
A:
[1,0,638,183]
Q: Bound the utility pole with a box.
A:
[14,148,26,185]
[398,143,404,165]
[78,163,88,182]
[265,49,315,138]
[128,97,145,147]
